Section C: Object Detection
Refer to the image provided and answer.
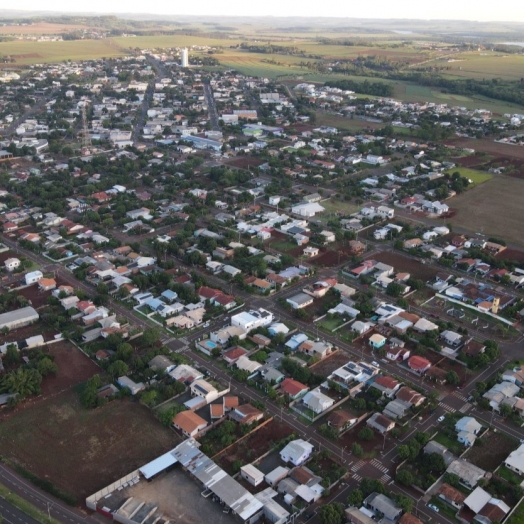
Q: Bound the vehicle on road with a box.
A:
[428,504,440,513]
[437,415,446,422]
[372,361,380,368]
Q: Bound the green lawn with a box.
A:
[445,167,493,187]
[433,431,464,455]
[318,199,361,217]
[429,496,461,522]
[507,497,524,524]
[267,239,297,253]
[319,317,345,332]
[497,465,523,486]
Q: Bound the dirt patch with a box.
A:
[16,276,69,309]
[447,138,524,161]
[367,251,438,281]
[225,157,265,169]
[453,155,491,168]
[464,430,517,471]
[214,419,294,474]
[0,393,181,503]
[496,248,524,264]
[310,352,349,378]
[448,176,524,247]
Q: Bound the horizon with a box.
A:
[2,0,524,24]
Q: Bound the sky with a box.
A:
[5,0,524,23]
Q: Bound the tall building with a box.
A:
[181,48,189,68]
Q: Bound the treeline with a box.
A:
[324,79,394,97]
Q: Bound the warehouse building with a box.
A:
[0,306,39,332]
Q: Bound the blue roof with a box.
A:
[146,298,163,311]
[161,289,178,301]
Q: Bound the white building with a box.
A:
[180,48,189,67]
[25,270,43,285]
[280,439,314,466]
[231,309,273,333]
[4,257,20,272]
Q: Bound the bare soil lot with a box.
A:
[464,430,517,472]
[0,393,180,503]
[17,277,70,309]
[214,419,294,474]
[448,176,524,247]
[367,251,438,281]
[225,157,265,169]
[310,352,349,378]
[447,138,524,161]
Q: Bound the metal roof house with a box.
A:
[0,306,39,332]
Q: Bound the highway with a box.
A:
[0,497,40,524]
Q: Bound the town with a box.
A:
[1,31,524,524]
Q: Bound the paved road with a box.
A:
[0,466,101,524]
[0,497,40,524]
[203,81,220,131]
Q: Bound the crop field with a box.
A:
[444,167,493,187]
[442,52,524,81]
[0,22,89,34]
[112,35,244,50]
[315,112,383,132]
[0,393,180,502]
[449,176,524,246]
[0,39,126,65]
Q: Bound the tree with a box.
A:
[4,344,20,365]
[108,360,128,379]
[36,357,58,376]
[386,282,403,297]
[358,427,374,441]
[116,343,134,361]
[352,443,363,457]
[319,502,345,524]
[80,374,102,408]
[1,368,42,398]
[141,328,160,347]
[446,370,460,385]
[396,469,414,486]
[397,444,411,461]
[348,489,364,507]
[395,494,414,513]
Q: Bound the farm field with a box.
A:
[444,167,493,187]
[0,22,89,34]
[442,52,524,81]
[315,112,383,132]
[0,393,180,502]
[449,176,524,246]
[448,137,524,161]
[0,39,126,65]
[366,251,439,281]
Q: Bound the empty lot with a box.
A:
[449,176,524,246]
[0,393,181,503]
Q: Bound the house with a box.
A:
[502,365,524,387]
[38,278,56,291]
[230,404,264,425]
[302,389,334,415]
[438,483,466,509]
[386,345,411,362]
[25,270,43,285]
[191,379,219,404]
[463,486,510,524]
[286,293,314,310]
[148,355,176,373]
[396,386,425,407]
[455,417,482,447]
[351,321,373,335]
[424,441,456,467]
[117,376,145,395]
[261,367,285,385]
[407,355,431,374]
[370,376,401,398]
[223,346,248,365]
[504,444,524,476]
[303,246,319,258]
[265,466,289,487]
[369,333,387,350]
[169,364,204,384]
[291,202,325,217]
[345,508,376,524]
[231,308,273,333]
[462,339,486,358]
[280,439,314,466]
[366,413,395,434]
[441,330,463,347]
[4,257,20,272]
[364,492,402,523]
[383,399,412,420]
[298,340,332,359]
[173,410,207,437]
[327,410,358,432]
[446,459,487,489]
[236,355,262,374]
[281,378,309,400]
[240,465,265,487]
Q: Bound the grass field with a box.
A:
[445,167,493,187]
[0,393,180,501]
[449,176,524,246]
[318,198,360,217]
[0,22,89,34]
[442,51,524,81]
[315,112,383,132]
[0,39,126,65]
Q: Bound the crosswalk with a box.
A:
[371,459,391,483]
[454,392,469,402]
[459,403,471,413]
[439,402,457,413]
[352,473,362,483]
[351,460,365,472]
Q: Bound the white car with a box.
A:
[437,415,446,423]
[428,504,440,513]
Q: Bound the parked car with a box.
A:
[437,415,446,423]
[428,504,439,513]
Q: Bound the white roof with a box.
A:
[280,439,314,462]
[241,464,264,481]
[139,451,178,479]
[464,487,492,513]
